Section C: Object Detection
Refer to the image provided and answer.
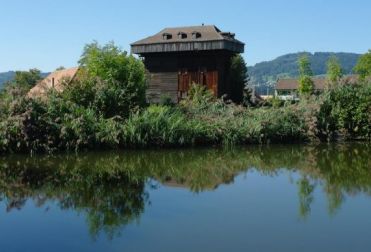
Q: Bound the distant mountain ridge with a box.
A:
[249,52,361,84]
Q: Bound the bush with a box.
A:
[159,94,174,106]
[318,82,371,140]
[69,41,147,119]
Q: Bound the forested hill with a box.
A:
[248,52,361,85]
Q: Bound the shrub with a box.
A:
[159,94,174,106]
[318,82,371,140]
[354,50,371,80]
[183,83,214,106]
[299,76,314,95]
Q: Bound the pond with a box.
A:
[0,143,371,252]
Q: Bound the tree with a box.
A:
[326,56,343,86]
[298,54,313,76]
[0,69,42,99]
[56,66,65,71]
[229,54,249,103]
[298,55,314,95]
[76,41,147,118]
[13,68,42,87]
[354,50,371,80]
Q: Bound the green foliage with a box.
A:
[55,66,66,71]
[2,80,370,154]
[77,41,147,118]
[242,88,254,107]
[0,42,370,154]
[123,105,204,147]
[159,93,174,106]
[318,83,371,140]
[182,83,214,107]
[354,50,371,80]
[298,55,314,95]
[267,96,283,108]
[298,76,314,95]
[13,68,42,88]
[229,54,248,103]
[298,55,313,76]
[326,56,343,85]
[0,69,42,100]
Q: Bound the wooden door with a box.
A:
[178,69,218,101]
[205,71,218,96]
[178,70,189,101]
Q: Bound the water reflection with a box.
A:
[0,143,370,237]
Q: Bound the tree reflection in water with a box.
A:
[0,143,370,237]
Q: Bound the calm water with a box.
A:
[1,143,371,252]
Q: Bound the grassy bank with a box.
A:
[1,82,370,154]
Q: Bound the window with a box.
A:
[178,32,187,39]
[162,33,172,40]
[192,31,201,39]
[220,32,235,39]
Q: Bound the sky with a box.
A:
[0,0,370,72]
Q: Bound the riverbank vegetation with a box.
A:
[0,42,370,154]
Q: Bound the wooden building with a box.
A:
[131,25,244,103]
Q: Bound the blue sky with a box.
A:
[1,0,370,72]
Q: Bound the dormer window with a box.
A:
[192,31,201,39]
[162,33,172,40]
[220,32,235,39]
[178,32,187,39]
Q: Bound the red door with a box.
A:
[178,69,218,101]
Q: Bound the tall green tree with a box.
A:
[354,50,371,80]
[229,54,249,103]
[75,41,147,118]
[326,56,343,86]
[298,55,314,95]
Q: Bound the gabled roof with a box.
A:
[276,76,359,90]
[28,67,79,98]
[131,25,244,54]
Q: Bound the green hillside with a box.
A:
[248,52,361,94]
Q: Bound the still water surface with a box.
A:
[0,143,371,252]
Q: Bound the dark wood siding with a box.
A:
[147,72,178,103]
[142,50,237,103]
